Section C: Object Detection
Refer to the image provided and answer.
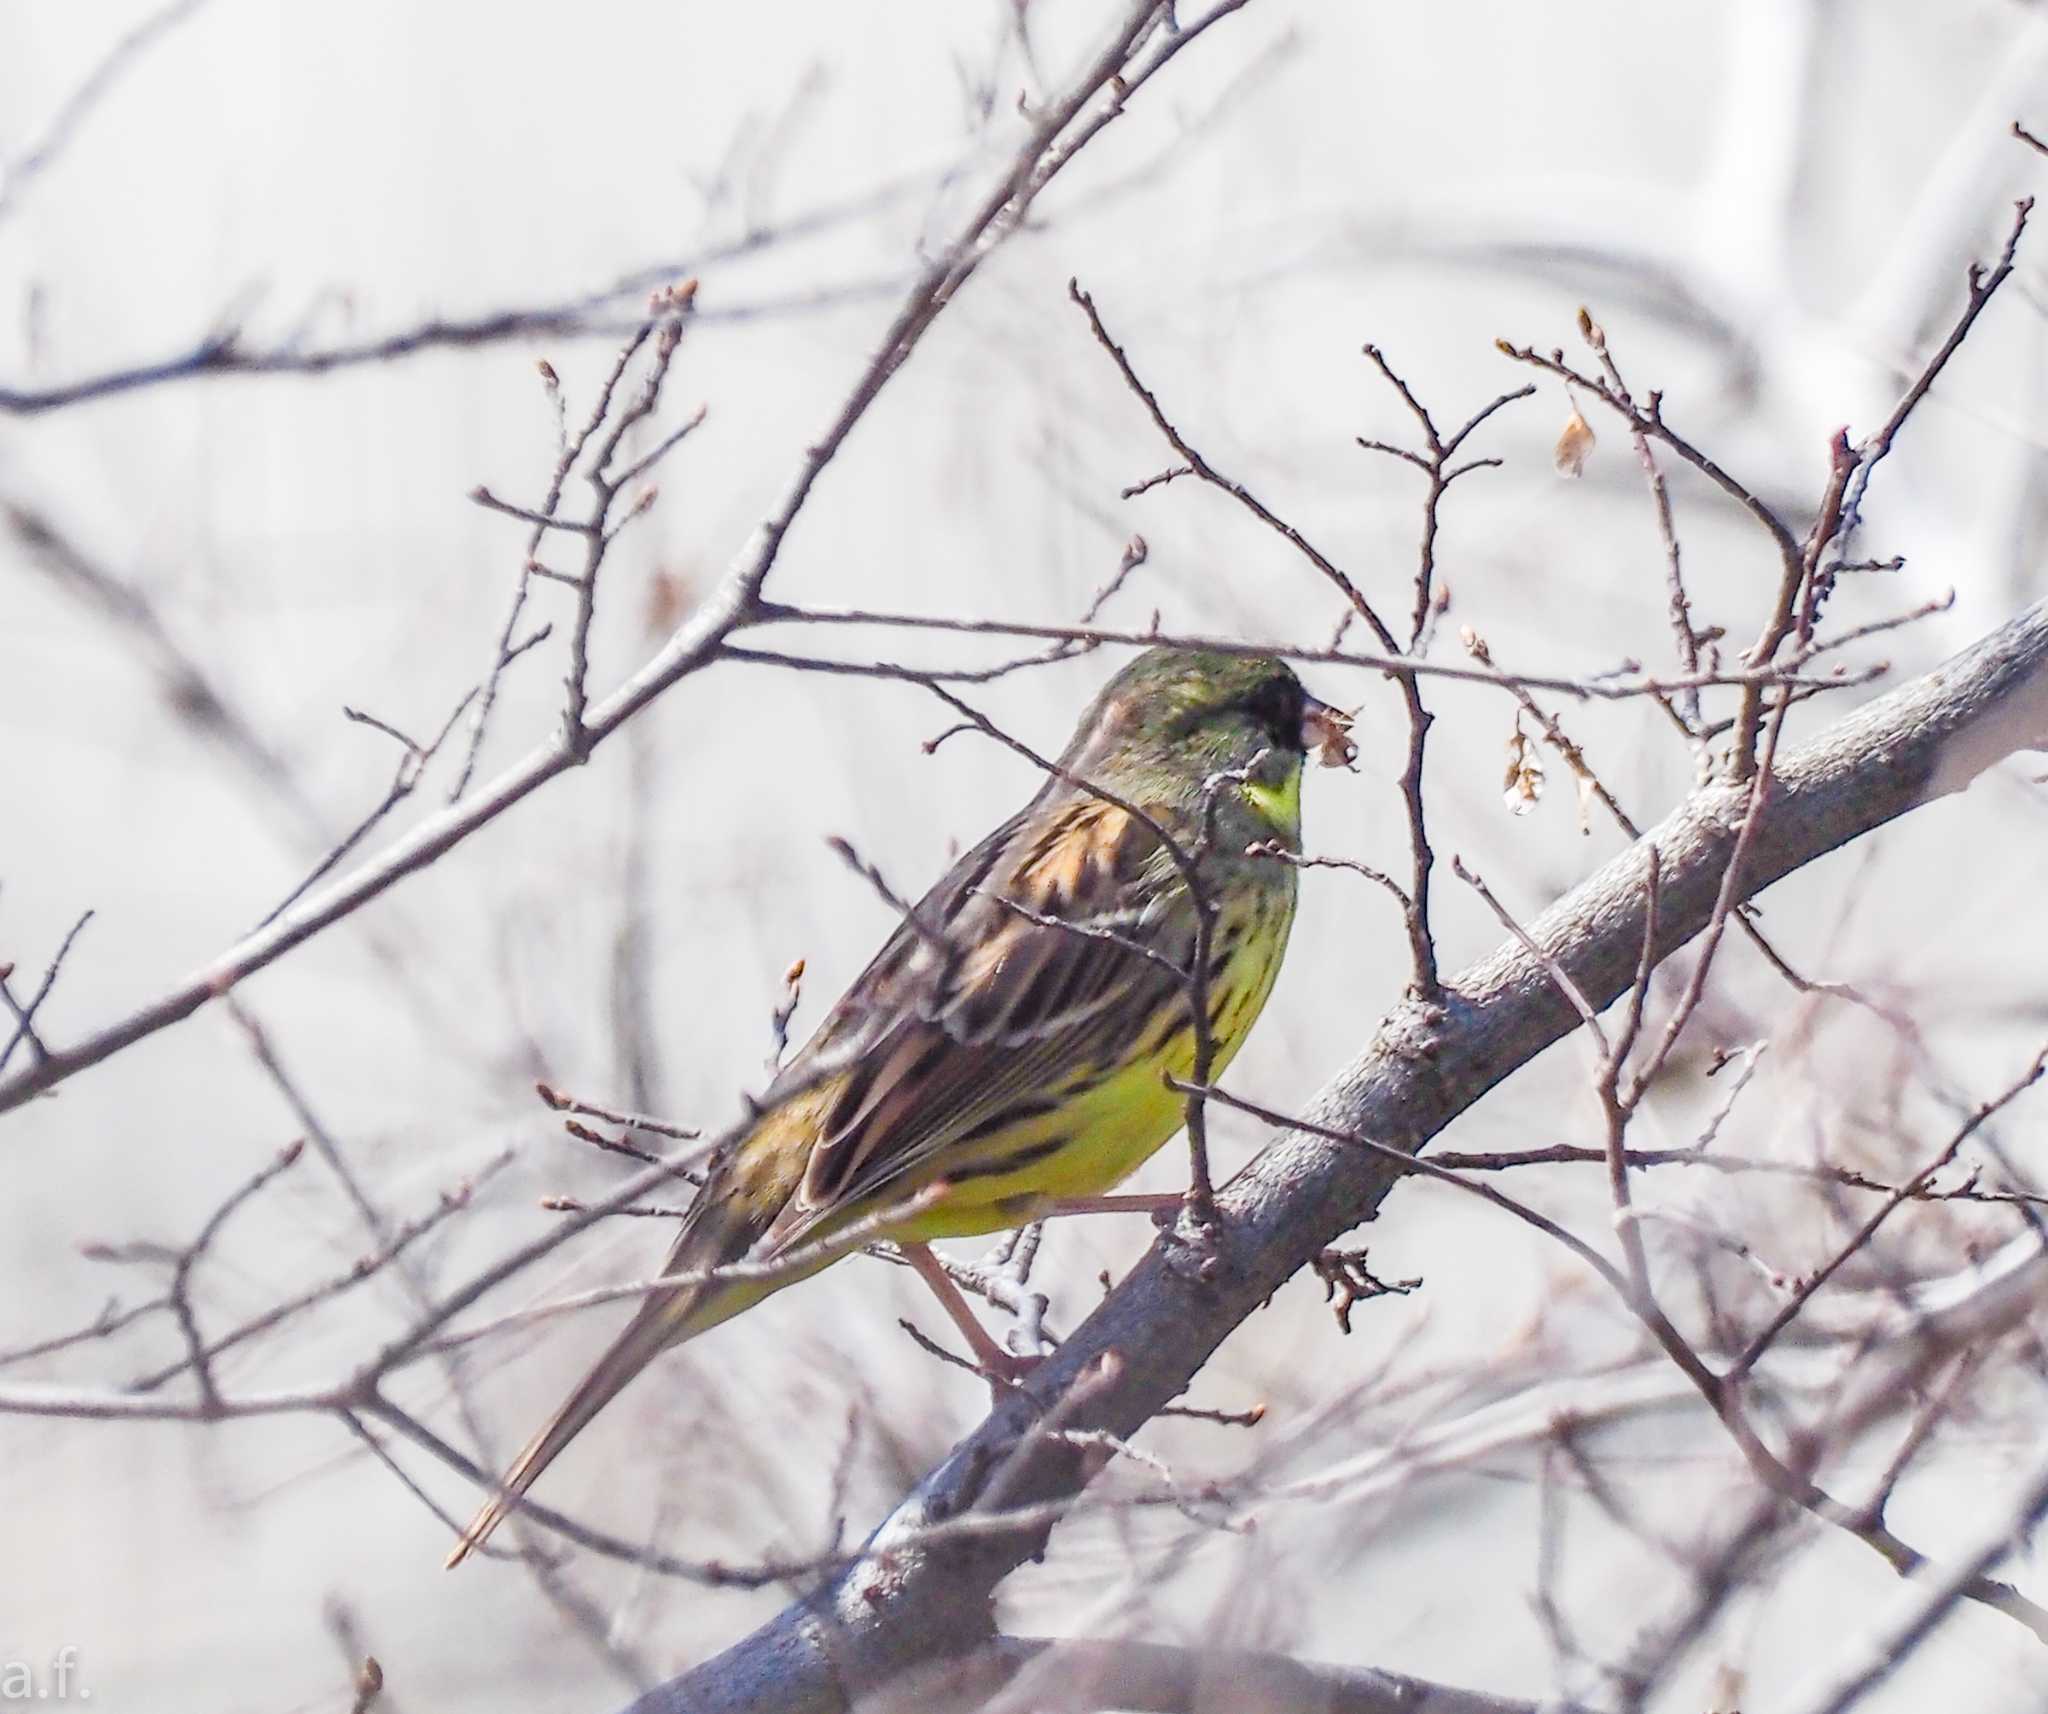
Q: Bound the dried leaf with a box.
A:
[1554,399,1596,478]
[1503,717,1545,815]
[353,1656,385,1714]
[1304,702,1359,771]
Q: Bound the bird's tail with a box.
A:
[444,1190,780,1569]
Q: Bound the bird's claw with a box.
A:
[1160,1194,1226,1282]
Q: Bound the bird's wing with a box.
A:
[767,791,1199,1244]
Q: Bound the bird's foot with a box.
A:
[1026,1192,1227,1278]
[1159,1191,1227,1283]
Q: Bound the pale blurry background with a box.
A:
[4,2,2048,1710]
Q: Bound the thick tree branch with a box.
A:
[627,599,2048,1714]
[907,1634,1596,1714]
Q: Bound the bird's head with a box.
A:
[1058,648,1354,827]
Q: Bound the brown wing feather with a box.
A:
[771,792,1192,1243]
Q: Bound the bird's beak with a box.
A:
[1301,693,1358,770]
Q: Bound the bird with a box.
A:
[446,646,1354,1566]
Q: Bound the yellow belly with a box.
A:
[888,885,1296,1242]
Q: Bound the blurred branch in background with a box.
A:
[0,3,1301,418]
[0,0,210,227]
[0,242,909,417]
[0,3,925,412]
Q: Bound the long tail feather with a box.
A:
[444,1178,792,1569]
[444,1280,709,1567]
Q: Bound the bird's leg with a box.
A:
[1034,1192,1226,1282]
[1032,1193,1185,1220]
[900,1242,1041,1387]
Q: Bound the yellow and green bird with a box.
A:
[448,647,1352,1565]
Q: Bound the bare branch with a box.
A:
[0,0,209,225]
[0,909,93,1076]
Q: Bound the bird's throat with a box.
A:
[1240,766,1303,841]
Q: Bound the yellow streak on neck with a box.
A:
[1241,765,1302,839]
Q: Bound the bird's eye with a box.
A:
[1244,675,1305,748]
